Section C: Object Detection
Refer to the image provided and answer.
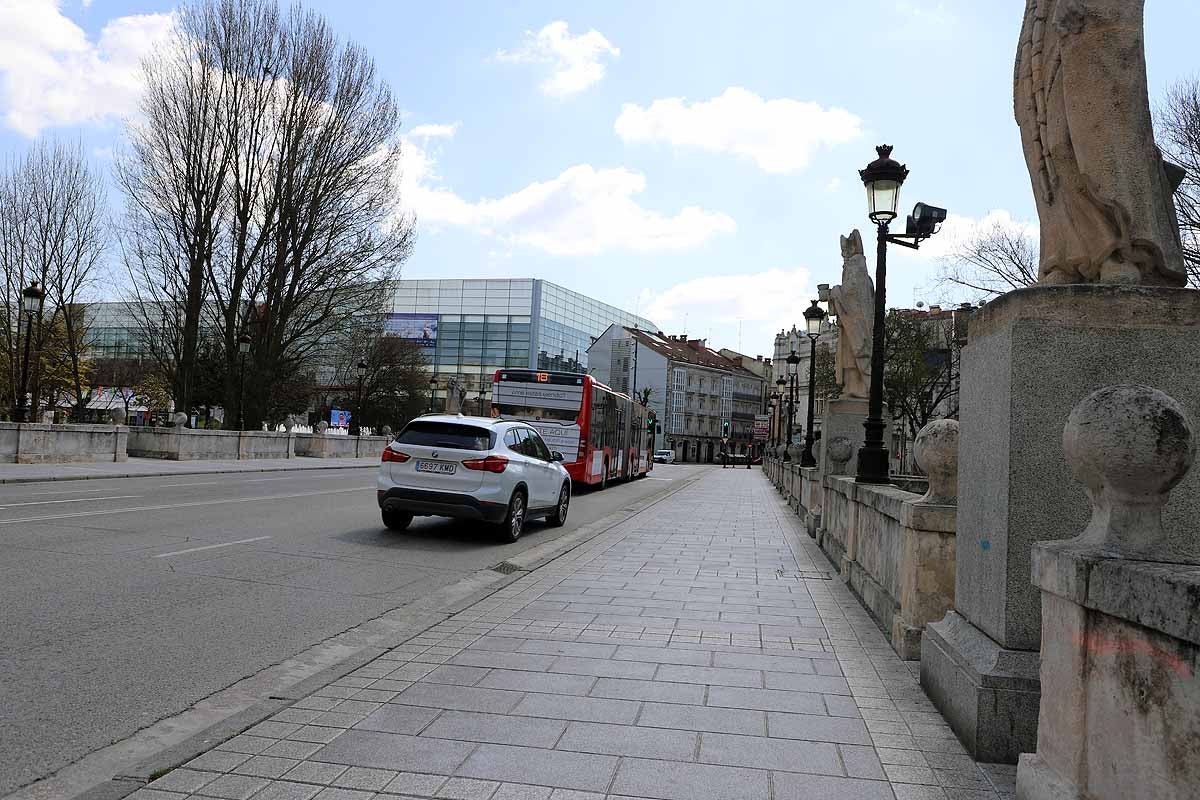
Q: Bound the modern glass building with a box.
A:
[388,278,654,407]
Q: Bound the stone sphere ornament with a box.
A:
[1062,384,1197,563]
[283,416,295,433]
[317,421,329,434]
[171,412,188,428]
[381,425,393,437]
[914,419,960,505]
[827,436,853,475]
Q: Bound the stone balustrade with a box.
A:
[294,433,390,459]
[767,420,959,660]
[127,427,296,460]
[0,422,128,464]
[1018,385,1200,800]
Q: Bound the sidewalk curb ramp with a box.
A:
[13,469,709,800]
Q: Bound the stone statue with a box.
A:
[1015,0,1187,286]
[444,378,468,414]
[824,230,874,400]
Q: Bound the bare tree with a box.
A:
[116,0,234,421]
[936,219,1039,300]
[120,0,414,430]
[1157,77,1200,286]
[0,141,106,420]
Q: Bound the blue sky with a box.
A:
[2,0,1198,358]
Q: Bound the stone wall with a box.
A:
[127,428,294,460]
[0,422,128,464]
[294,434,389,459]
[766,434,958,662]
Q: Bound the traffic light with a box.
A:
[722,420,730,436]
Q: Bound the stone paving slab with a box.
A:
[133,467,1015,800]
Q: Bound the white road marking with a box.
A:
[646,477,674,481]
[0,486,367,527]
[153,536,272,558]
[1,486,138,496]
[0,495,141,509]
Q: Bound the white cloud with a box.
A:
[496,21,619,97]
[615,87,862,174]
[408,122,460,139]
[399,126,734,257]
[0,0,174,136]
[826,177,842,192]
[637,267,814,352]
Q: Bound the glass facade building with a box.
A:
[388,278,654,406]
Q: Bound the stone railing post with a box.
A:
[1018,385,1198,800]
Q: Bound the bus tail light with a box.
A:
[381,449,411,463]
[462,455,509,473]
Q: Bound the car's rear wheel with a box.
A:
[498,489,526,543]
[546,483,570,527]
[381,509,413,531]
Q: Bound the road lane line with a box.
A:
[153,536,273,558]
[0,486,368,526]
[0,495,141,509]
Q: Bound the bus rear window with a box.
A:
[396,422,493,451]
[495,403,579,422]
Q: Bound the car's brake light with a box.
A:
[381,449,410,463]
[462,455,509,473]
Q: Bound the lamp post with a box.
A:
[237,334,250,430]
[428,375,438,413]
[786,350,800,458]
[801,300,827,467]
[15,281,46,423]
[353,359,367,436]
[774,378,787,458]
[855,144,946,484]
[767,397,777,449]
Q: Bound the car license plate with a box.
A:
[416,460,456,475]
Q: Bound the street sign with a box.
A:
[753,414,770,441]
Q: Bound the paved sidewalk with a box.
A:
[128,468,1015,800]
[0,456,380,484]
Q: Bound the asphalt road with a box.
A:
[0,462,705,796]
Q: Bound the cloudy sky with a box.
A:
[2,0,1198,358]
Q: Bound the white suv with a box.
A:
[377,415,572,542]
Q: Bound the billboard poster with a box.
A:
[385,313,438,346]
[331,409,352,428]
[753,414,770,441]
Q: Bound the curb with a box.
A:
[0,462,380,485]
[28,469,708,800]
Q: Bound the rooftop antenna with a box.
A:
[683,312,688,337]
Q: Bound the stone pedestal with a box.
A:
[920,285,1200,763]
[818,397,891,480]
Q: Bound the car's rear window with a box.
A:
[396,421,493,451]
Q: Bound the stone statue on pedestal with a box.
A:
[1015,0,1187,286]
[825,230,874,400]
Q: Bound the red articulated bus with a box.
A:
[491,369,652,488]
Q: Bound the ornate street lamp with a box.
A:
[15,281,46,423]
[786,350,800,459]
[353,359,368,435]
[801,300,827,468]
[775,377,788,459]
[428,375,438,413]
[236,334,251,431]
[855,145,946,484]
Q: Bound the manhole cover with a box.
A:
[491,561,524,574]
